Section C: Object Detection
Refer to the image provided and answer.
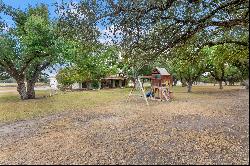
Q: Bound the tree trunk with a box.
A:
[27,80,36,99]
[17,81,28,100]
[132,78,136,88]
[219,80,223,89]
[187,81,193,93]
[181,80,187,87]
[180,78,186,87]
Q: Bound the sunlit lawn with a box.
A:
[0,85,244,124]
[0,88,131,123]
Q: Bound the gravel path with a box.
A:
[0,89,249,165]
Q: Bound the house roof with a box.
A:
[102,74,128,80]
[102,77,126,80]
[155,67,170,75]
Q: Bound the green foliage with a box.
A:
[204,43,249,83]
[199,74,215,83]
[205,45,228,82]
[102,0,248,61]
[0,34,18,70]
[91,80,100,89]
[56,46,120,87]
[54,1,120,86]
[0,66,10,80]
[0,3,72,99]
[167,43,207,86]
[225,65,243,85]
[56,67,80,87]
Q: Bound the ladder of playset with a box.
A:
[126,78,149,106]
[161,87,170,101]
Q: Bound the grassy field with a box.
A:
[0,85,246,124]
[0,88,131,123]
[0,85,248,164]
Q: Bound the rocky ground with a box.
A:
[0,88,249,165]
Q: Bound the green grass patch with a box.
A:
[0,86,243,124]
[0,88,131,123]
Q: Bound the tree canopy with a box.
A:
[103,0,248,53]
[0,4,64,99]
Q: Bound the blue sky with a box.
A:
[1,0,71,25]
[2,0,58,9]
[1,0,108,30]
[2,0,71,13]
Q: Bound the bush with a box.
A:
[92,80,100,89]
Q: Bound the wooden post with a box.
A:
[112,80,116,88]
[119,80,122,88]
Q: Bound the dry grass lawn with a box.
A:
[0,86,249,164]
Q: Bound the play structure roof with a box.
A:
[155,67,170,76]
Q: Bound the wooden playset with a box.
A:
[126,67,173,105]
[150,67,173,101]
